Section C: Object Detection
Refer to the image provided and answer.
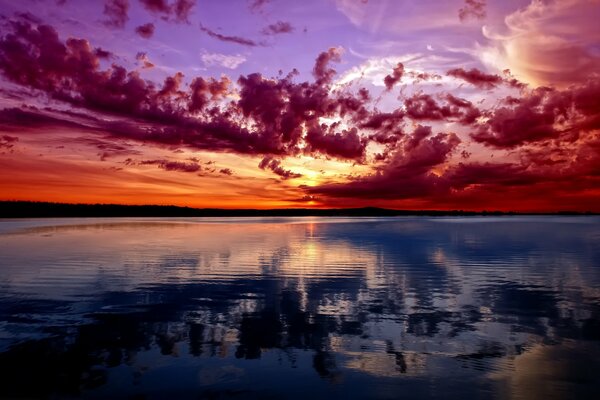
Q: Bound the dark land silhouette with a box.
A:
[0,201,595,218]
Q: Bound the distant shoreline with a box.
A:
[0,201,597,218]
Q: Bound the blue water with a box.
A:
[0,217,599,399]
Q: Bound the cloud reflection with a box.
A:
[0,217,598,398]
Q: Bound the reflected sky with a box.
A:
[0,217,599,399]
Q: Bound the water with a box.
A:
[0,216,599,399]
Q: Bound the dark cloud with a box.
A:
[307,89,600,203]
[135,23,155,38]
[135,51,154,68]
[261,21,294,35]
[468,83,600,148]
[172,0,195,22]
[0,107,95,131]
[0,134,18,149]
[139,0,170,14]
[189,76,230,112]
[1,20,363,163]
[258,157,302,179]
[94,47,112,59]
[200,24,259,47]
[404,93,481,124]
[406,70,442,83]
[445,162,537,189]
[447,67,502,89]
[383,62,404,90]
[140,159,201,172]
[305,125,366,160]
[502,69,527,90]
[307,127,460,199]
[138,0,195,22]
[313,47,342,86]
[103,0,129,28]
[74,137,141,160]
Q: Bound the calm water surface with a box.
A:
[0,217,599,399]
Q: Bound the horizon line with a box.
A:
[0,201,597,218]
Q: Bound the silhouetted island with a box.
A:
[0,201,595,218]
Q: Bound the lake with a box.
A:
[0,217,599,399]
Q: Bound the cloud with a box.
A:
[201,52,246,69]
[471,81,600,148]
[458,0,486,22]
[140,158,201,172]
[335,0,464,34]
[383,62,404,90]
[135,51,155,68]
[479,0,600,87]
[0,16,598,210]
[304,125,366,160]
[447,67,502,89]
[307,127,460,199]
[200,24,259,47]
[0,134,18,149]
[248,0,270,13]
[404,93,481,124]
[261,21,294,35]
[188,76,231,112]
[0,19,369,160]
[445,162,537,189]
[139,0,170,14]
[335,54,443,88]
[138,0,195,22]
[313,47,343,86]
[135,23,155,38]
[103,0,129,28]
[258,157,302,179]
[172,0,195,22]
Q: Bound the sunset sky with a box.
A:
[0,0,598,211]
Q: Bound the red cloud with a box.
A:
[135,23,155,38]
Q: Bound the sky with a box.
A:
[0,0,598,211]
